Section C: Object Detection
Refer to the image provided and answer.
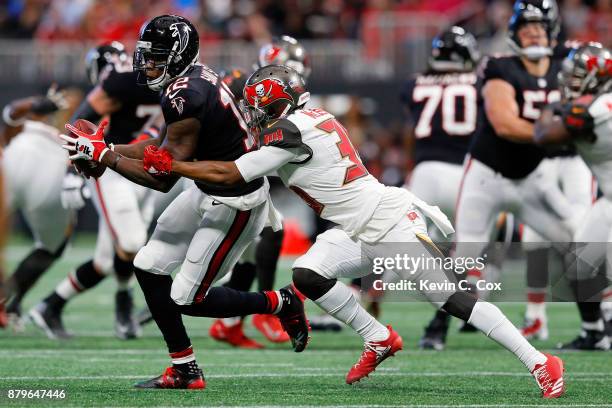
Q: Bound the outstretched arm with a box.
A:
[170,146,298,185]
[64,118,198,192]
[101,119,198,192]
[534,104,571,145]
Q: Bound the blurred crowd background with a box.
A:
[0,0,610,232]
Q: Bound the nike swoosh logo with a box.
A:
[267,120,279,128]
[168,90,181,99]
[212,201,223,206]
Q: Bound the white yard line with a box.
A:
[1,372,610,380]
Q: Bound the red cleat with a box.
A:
[252,314,290,343]
[531,354,565,399]
[521,317,549,340]
[346,325,403,384]
[209,319,264,349]
[135,366,206,389]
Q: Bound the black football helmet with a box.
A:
[85,41,128,85]
[257,36,311,81]
[508,0,560,61]
[242,65,310,132]
[559,43,612,100]
[429,26,480,73]
[133,15,199,91]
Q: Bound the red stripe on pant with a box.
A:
[193,209,252,303]
[450,156,473,254]
[94,179,119,243]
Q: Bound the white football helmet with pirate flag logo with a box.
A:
[133,15,199,91]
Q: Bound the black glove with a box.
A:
[561,97,596,142]
[31,85,68,115]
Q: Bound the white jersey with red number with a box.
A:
[236,108,454,243]
[575,92,612,198]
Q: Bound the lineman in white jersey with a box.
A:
[1,87,74,329]
[150,65,566,398]
[535,42,612,350]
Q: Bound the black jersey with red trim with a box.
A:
[99,64,161,145]
[401,72,480,165]
[160,63,263,197]
[469,55,563,179]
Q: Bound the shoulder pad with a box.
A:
[259,118,303,149]
[161,76,205,125]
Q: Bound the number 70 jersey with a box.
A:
[400,72,481,165]
[261,108,389,237]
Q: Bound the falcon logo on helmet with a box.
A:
[133,15,199,91]
[169,23,192,55]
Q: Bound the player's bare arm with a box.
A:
[172,160,243,185]
[483,79,535,142]
[100,118,198,192]
[534,105,570,145]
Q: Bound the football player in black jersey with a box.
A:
[60,15,309,389]
[209,38,312,347]
[397,26,482,350]
[454,0,586,320]
[30,41,163,340]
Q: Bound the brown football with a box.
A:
[67,119,107,179]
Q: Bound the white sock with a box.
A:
[582,319,604,332]
[314,281,388,342]
[468,301,546,371]
[55,274,79,300]
[221,317,241,326]
[525,302,546,320]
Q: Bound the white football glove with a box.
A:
[61,171,91,210]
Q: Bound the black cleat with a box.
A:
[557,329,610,351]
[29,302,73,340]
[419,310,450,351]
[115,289,142,340]
[276,285,310,352]
[135,366,206,389]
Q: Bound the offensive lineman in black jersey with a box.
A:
[454,0,585,335]
[398,26,482,350]
[30,42,163,340]
[60,15,308,389]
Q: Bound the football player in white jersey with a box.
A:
[534,42,612,350]
[136,65,566,398]
[1,87,73,330]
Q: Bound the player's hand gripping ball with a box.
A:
[62,119,107,178]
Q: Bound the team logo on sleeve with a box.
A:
[171,96,185,114]
[244,78,293,107]
[169,23,192,55]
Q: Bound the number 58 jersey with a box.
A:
[253,108,412,239]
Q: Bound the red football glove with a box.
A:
[143,145,173,176]
[61,119,110,162]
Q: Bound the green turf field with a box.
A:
[1,236,611,407]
